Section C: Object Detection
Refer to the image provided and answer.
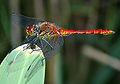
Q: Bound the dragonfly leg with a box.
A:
[42,38,54,49]
[26,34,29,39]
[38,36,44,50]
[41,38,54,65]
[31,37,38,44]
[23,37,38,51]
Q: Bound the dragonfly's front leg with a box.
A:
[23,36,38,52]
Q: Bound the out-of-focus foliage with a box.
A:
[0,0,120,84]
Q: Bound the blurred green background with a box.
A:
[0,0,120,84]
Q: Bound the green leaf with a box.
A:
[0,44,45,84]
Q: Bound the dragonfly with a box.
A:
[7,12,115,73]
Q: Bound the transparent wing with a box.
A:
[10,12,71,29]
[11,12,45,28]
[36,35,64,61]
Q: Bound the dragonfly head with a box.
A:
[25,24,36,36]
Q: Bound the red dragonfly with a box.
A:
[7,12,115,73]
[25,21,115,60]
